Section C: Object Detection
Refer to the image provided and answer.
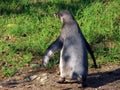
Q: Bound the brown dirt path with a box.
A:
[0,64,120,90]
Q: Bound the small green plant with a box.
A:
[2,66,17,76]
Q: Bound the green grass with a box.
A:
[0,0,120,77]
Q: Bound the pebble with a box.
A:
[36,76,41,81]
[30,75,38,81]
[40,73,48,84]
[30,64,40,69]
[0,85,2,88]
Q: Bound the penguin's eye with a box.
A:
[59,13,63,17]
[57,14,62,19]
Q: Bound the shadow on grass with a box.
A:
[87,68,120,88]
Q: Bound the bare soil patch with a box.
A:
[0,64,120,90]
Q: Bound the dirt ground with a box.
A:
[0,64,120,90]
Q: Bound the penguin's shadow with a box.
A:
[87,68,120,88]
[59,68,120,88]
